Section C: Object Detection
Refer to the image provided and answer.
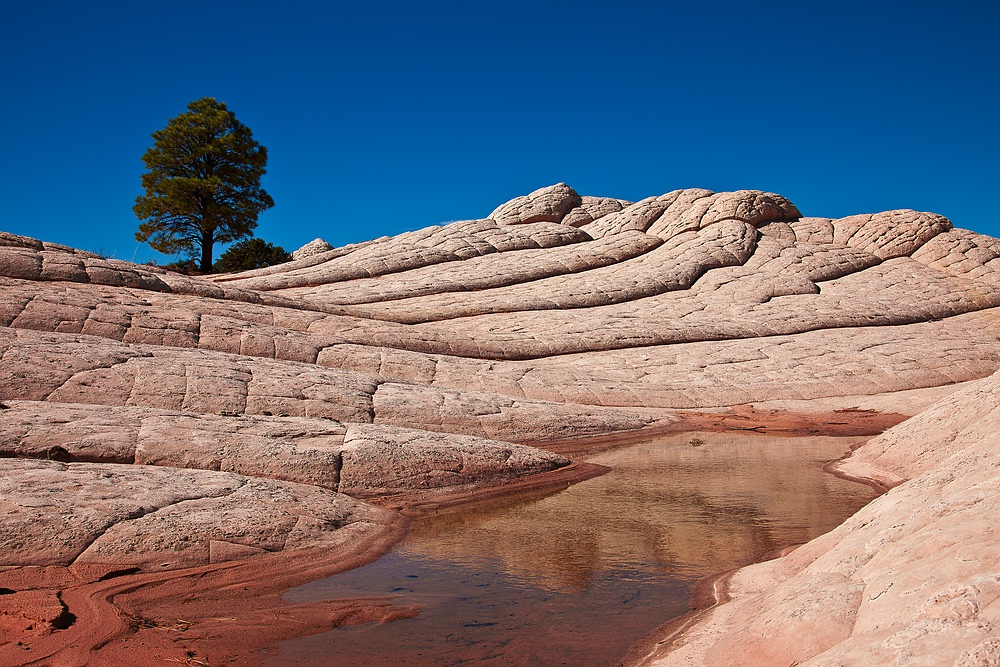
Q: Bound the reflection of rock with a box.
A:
[2,184,1000,664]
[650,371,1000,667]
[403,434,871,593]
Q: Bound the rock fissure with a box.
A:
[65,476,249,568]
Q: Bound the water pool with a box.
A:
[271,432,876,666]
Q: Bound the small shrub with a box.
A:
[213,238,291,273]
[166,258,202,275]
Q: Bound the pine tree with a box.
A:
[133,98,274,273]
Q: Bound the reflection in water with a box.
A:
[274,433,875,666]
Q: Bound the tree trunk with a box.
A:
[200,231,214,274]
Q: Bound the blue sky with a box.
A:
[2,1,997,264]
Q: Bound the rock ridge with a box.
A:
[1,184,999,664]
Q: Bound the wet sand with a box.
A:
[0,407,889,667]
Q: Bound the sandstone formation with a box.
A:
[1,182,999,664]
[292,237,333,260]
[0,458,396,569]
[0,401,565,494]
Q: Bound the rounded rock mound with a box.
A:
[292,237,334,260]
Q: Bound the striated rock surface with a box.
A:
[0,400,568,495]
[337,423,568,497]
[488,182,583,225]
[0,458,396,569]
[2,184,1000,663]
[292,237,334,260]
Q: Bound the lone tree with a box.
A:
[133,97,274,273]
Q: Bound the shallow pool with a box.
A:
[273,432,876,666]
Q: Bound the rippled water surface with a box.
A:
[273,432,876,666]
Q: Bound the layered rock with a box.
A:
[292,237,333,260]
[2,184,1000,663]
[0,401,566,494]
[0,458,395,569]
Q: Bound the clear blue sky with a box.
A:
[2,1,997,264]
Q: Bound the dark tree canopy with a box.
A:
[213,238,291,273]
[133,97,274,273]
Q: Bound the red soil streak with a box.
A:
[534,405,904,456]
[0,408,894,667]
[0,522,414,667]
[0,461,607,666]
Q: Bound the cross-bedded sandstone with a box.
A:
[2,184,999,664]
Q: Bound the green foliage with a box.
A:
[213,238,292,273]
[133,97,274,273]
[166,258,201,275]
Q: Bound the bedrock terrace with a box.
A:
[1,183,999,665]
